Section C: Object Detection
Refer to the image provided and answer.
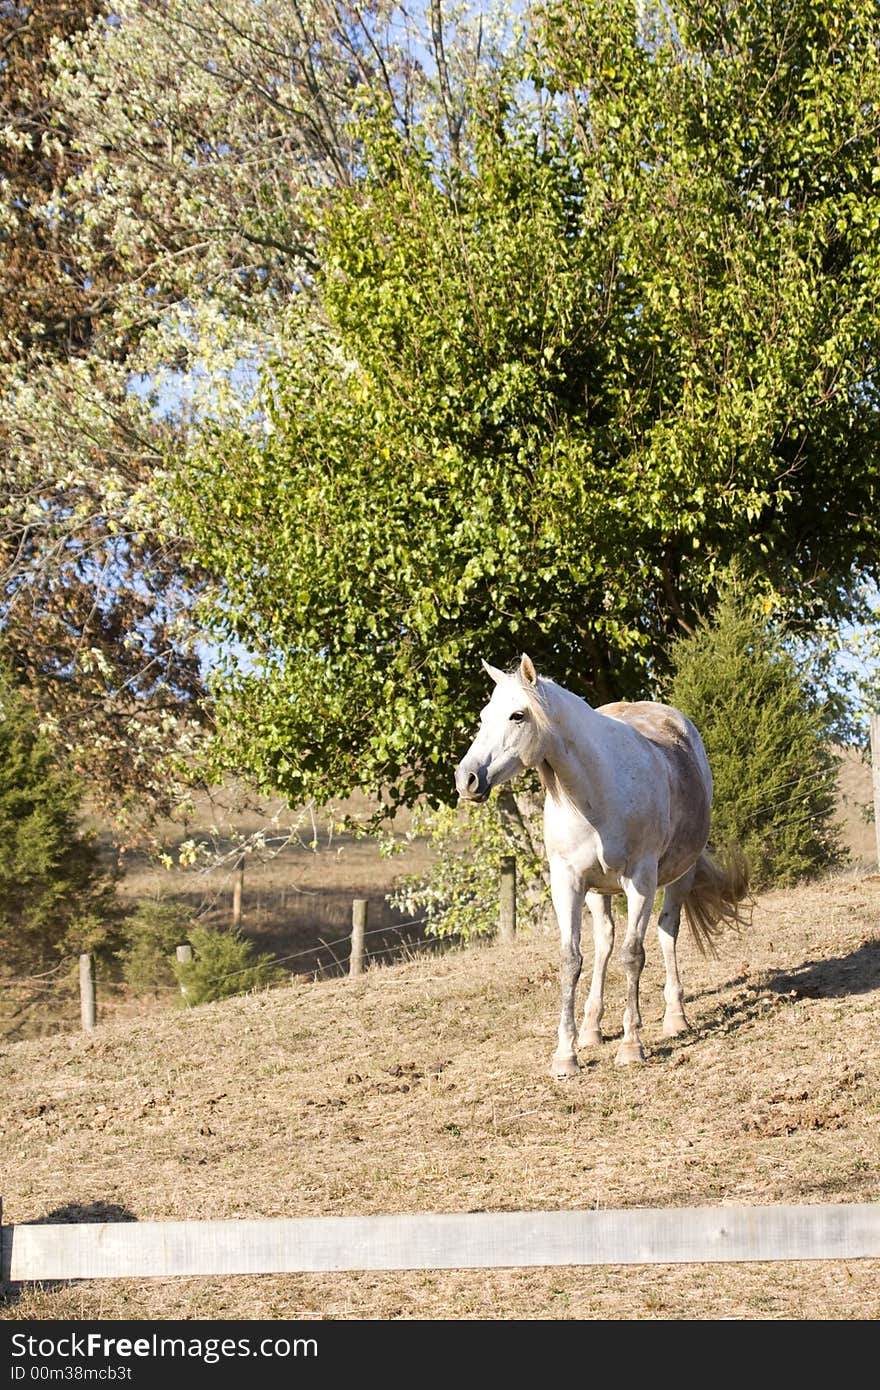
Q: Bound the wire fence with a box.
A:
[0,908,449,1038]
[198,915,439,988]
[0,960,69,991]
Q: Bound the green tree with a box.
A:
[116,901,284,1004]
[0,663,114,973]
[380,780,549,939]
[665,576,844,889]
[177,0,880,811]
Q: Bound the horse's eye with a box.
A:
[510,710,526,722]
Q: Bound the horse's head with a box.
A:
[455,653,548,802]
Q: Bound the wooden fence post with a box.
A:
[175,944,192,1003]
[500,856,516,943]
[350,899,367,977]
[79,952,96,1032]
[870,712,880,872]
[231,855,244,930]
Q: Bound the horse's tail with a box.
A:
[684,846,752,957]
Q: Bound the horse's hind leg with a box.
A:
[616,863,657,1065]
[578,892,614,1048]
[657,868,695,1038]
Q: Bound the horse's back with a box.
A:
[597,700,712,865]
[598,700,705,760]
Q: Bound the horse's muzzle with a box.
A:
[455,761,489,802]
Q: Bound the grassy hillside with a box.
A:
[111,788,440,978]
[2,870,879,1321]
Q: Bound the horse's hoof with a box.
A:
[551,1054,580,1080]
[615,1041,646,1066]
[578,1028,604,1048]
[662,1012,689,1038]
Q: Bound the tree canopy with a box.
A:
[177,0,880,807]
[0,0,205,834]
[2,0,878,819]
[1,0,432,833]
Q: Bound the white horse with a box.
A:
[455,654,749,1079]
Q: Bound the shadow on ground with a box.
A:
[767,938,880,999]
[649,937,880,1062]
[1,1201,137,1306]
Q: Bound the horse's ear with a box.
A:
[519,653,538,686]
[481,659,506,685]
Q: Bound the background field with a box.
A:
[118,743,876,946]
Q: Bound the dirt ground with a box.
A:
[2,868,878,1322]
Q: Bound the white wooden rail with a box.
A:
[2,1202,878,1281]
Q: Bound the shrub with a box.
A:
[116,899,196,994]
[172,924,284,1006]
[665,574,845,890]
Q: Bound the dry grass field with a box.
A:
[1,748,876,1320]
[110,742,879,958]
[11,745,874,1039]
[3,791,441,1040]
[2,862,879,1321]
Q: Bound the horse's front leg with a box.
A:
[578,891,615,1048]
[549,860,585,1080]
[617,863,658,1065]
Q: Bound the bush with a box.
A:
[172,925,284,1006]
[665,574,845,890]
[0,661,115,972]
[116,899,196,994]
[384,781,550,940]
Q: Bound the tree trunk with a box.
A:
[495,784,553,929]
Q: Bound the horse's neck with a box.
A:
[538,685,613,813]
